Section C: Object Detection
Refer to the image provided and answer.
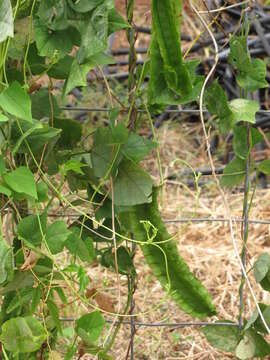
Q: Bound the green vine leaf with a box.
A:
[65,228,95,263]
[67,0,104,13]
[10,119,61,154]
[0,0,14,43]
[121,133,158,163]
[47,55,73,79]
[229,36,268,91]
[112,161,153,206]
[4,166,38,199]
[220,157,246,187]
[17,212,47,246]
[31,89,61,120]
[0,316,47,353]
[236,329,270,359]
[258,160,270,175]
[91,127,122,178]
[108,8,129,34]
[233,127,263,160]
[76,4,111,63]
[202,322,239,353]
[37,0,68,31]
[229,99,259,124]
[75,311,105,344]
[205,80,233,133]
[0,82,32,122]
[0,113,9,122]
[254,252,270,283]
[46,221,71,254]
[47,300,62,333]
[34,18,79,58]
[0,236,13,285]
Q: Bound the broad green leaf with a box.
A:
[235,332,256,359]
[63,59,95,95]
[247,304,270,334]
[65,228,95,263]
[53,117,82,149]
[0,184,12,197]
[233,126,263,159]
[254,252,270,283]
[0,113,9,122]
[205,81,233,133]
[27,42,46,75]
[0,271,34,295]
[116,246,136,276]
[0,236,13,284]
[37,0,68,31]
[0,82,32,122]
[229,36,268,91]
[4,167,37,199]
[258,160,270,175]
[108,8,129,34]
[0,316,47,353]
[235,329,270,359]
[0,155,6,174]
[34,19,79,58]
[108,123,129,145]
[6,288,33,314]
[220,158,246,187]
[47,300,62,333]
[112,161,153,206]
[10,119,61,154]
[62,160,87,176]
[229,36,252,74]
[47,55,73,79]
[17,212,47,246]
[12,122,43,155]
[245,303,266,331]
[75,311,105,343]
[64,53,115,95]
[202,322,239,353]
[0,0,13,43]
[67,0,104,12]
[33,257,53,276]
[46,221,71,254]
[229,99,259,124]
[31,89,61,119]
[76,4,110,63]
[91,128,122,178]
[37,181,48,202]
[252,330,270,357]
[237,59,268,91]
[121,133,158,163]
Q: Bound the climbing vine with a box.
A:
[0,0,269,359]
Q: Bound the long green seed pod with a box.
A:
[128,189,216,319]
[150,0,192,96]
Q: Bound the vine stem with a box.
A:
[239,123,250,330]
[189,0,270,334]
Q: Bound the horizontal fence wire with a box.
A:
[45,213,270,225]
[58,317,239,328]
[61,106,270,115]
